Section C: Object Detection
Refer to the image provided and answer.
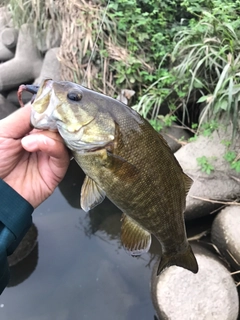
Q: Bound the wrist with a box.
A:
[0,179,34,246]
[2,178,37,208]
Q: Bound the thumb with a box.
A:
[21,133,70,160]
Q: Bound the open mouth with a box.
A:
[17,80,58,131]
[17,79,53,108]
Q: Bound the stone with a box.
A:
[6,89,32,107]
[161,123,190,152]
[175,124,240,220]
[0,24,43,92]
[1,27,18,49]
[151,244,239,320]
[0,7,12,30]
[37,25,61,53]
[0,94,18,119]
[117,89,135,105]
[7,243,38,288]
[34,47,61,85]
[211,206,240,269]
[58,159,85,209]
[0,40,15,61]
[0,8,16,61]
[7,223,38,266]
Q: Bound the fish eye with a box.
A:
[67,92,82,102]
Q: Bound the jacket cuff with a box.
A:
[0,179,34,254]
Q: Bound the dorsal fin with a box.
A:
[80,176,106,212]
[183,172,193,196]
[158,132,172,150]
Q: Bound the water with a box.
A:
[0,160,158,320]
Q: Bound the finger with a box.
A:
[21,133,70,161]
[0,104,32,138]
[28,129,64,141]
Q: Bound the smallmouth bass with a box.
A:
[19,79,198,275]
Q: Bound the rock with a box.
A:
[0,38,15,61]
[1,27,18,49]
[0,7,12,30]
[37,25,61,53]
[8,243,38,287]
[58,159,85,208]
[162,123,190,152]
[0,24,43,92]
[34,47,61,85]
[0,94,18,119]
[117,89,135,105]
[175,124,240,220]
[7,223,38,266]
[151,244,239,320]
[211,206,240,269]
[0,8,15,61]
[7,89,32,107]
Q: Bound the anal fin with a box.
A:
[80,176,106,212]
[121,214,151,256]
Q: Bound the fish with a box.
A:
[19,79,198,275]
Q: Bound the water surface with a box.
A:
[0,161,157,320]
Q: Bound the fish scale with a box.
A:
[18,79,199,276]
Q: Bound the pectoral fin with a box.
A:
[121,214,151,256]
[80,176,106,212]
[106,151,139,182]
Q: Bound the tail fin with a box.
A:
[157,244,198,276]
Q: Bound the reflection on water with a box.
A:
[8,243,38,288]
[0,160,216,320]
[0,160,158,320]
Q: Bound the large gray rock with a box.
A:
[1,27,18,49]
[0,32,15,61]
[6,89,32,107]
[175,125,240,220]
[0,24,43,92]
[211,206,240,269]
[117,89,135,105]
[34,47,61,85]
[37,25,61,53]
[0,7,15,61]
[8,223,38,266]
[162,123,190,152]
[0,94,18,119]
[0,7,12,28]
[151,244,239,320]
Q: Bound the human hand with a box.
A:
[0,105,70,208]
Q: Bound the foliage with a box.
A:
[107,0,184,91]
[224,151,240,172]
[3,0,240,136]
[2,0,60,37]
[3,0,187,97]
[171,1,240,133]
[134,0,240,137]
[149,114,177,131]
[196,156,215,174]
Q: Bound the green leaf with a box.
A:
[197,95,209,103]
[224,151,236,163]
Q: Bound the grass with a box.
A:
[171,11,240,136]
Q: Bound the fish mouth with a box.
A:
[30,79,58,131]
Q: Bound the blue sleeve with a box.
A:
[0,179,34,294]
